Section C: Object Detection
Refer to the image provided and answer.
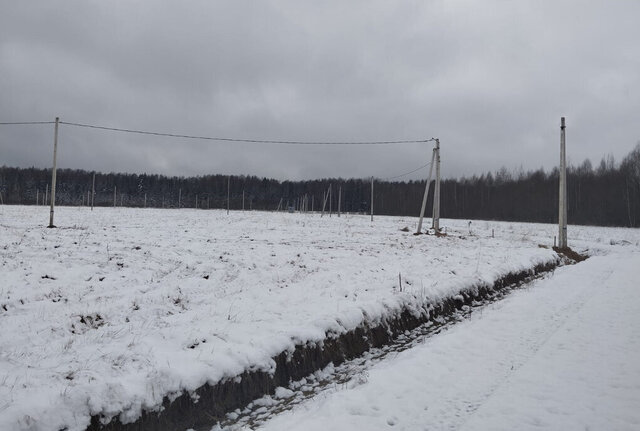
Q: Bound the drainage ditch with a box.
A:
[87,253,577,431]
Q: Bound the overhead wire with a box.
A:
[58,121,432,145]
[0,121,55,125]
[383,161,433,181]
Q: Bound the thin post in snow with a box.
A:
[113,186,116,207]
[144,193,147,208]
[242,190,245,211]
[227,176,230,215]
[370,176,374,222]
[321,187,330,217]
[329,184,332,217]
[195,194,198,209]
[338,186,342,217]
[178,188,182,209]
[36,189,39,206]
[48,117,59,228]
[311,195,314,213]
[91,172,95,210]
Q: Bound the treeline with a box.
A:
[1,144,639,227]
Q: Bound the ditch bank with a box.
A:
[87,252,577,431]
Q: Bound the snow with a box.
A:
[0,205,636,430]
[256,252,640,431]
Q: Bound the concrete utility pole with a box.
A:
[48,117,59,228]
[432,139,441,232]
[370,177,374,222]
[558,117,568,248]
[416,146,437,234]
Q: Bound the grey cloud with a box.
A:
[1,0,639,180]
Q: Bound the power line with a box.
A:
[0,121,55,125]
[59,121,432,145]
[384,161,434,181]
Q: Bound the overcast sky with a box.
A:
[1,1,639,181]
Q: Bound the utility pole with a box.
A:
[113,186,116,207]
[416,145,437,234]
[242,190,245,211]
[36,189,39,206]
[144,193,147,208]
[227,176,230,215]
[91,172,95,210]
[370,177,374,222]
[559,117,568,248]
[195,194,198,209]
[48,117,59,228]
[432,139,441,232]
[178,188,182,208]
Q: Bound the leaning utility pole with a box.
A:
[558,117,568,248]
[432,139,441,232]
[48,117,59,228]
[416,145,437,234]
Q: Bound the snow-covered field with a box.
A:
[0,205,637,430]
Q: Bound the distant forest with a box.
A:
[2,144,639,227]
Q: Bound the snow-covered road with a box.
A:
[256,252,640,431]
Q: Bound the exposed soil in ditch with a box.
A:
[87,251,582,431]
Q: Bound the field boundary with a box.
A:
[87,254,572,431]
